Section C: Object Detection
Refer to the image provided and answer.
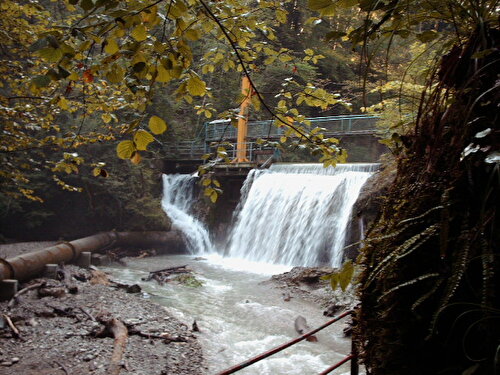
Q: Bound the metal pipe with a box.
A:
[319,354,355,375]
[215,310,352,375]
[0,231,182,282]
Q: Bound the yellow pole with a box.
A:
[233,76,252,163]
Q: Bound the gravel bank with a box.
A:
[0,265,204,375]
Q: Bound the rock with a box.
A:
[83,353,95,361]
[126,284,141,294]
[323,304,341,317]
[192,320,199,332]
[38,286,66,298]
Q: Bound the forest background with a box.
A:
[0,0,427,240]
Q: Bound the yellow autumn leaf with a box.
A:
[156,65,172,83]
[186,75,207,96]
[210,191,218,203]
[148,115,167,135]
[102,113,112,123]
[131,24,148,42]
[116,140,136,159]
[104,38,119,54]
[107,64,125,83]
[68,72,79,81]
[133,129,154,150]
[58,97,69,110]
[92,167,101,177]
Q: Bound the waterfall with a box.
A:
[226,163,376,267]
[161,174,214,254]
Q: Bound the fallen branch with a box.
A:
[80,307,96,321]
[107,318,128,375]
[2,314,22,340]
[142,265,191,284]
[7,281,46,309]
[150,265,189,275]
[54,360,69,375]
[128,327,188,343]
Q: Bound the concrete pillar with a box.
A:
[0,279,19,301]
[77,252,91,268]
[43,264,58,279]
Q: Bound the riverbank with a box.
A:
[0,243,354,374]
[0,259,204,375]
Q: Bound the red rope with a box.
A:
[215,310,352,375]
[319,354,355,375]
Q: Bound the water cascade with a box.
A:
[161,174,213,254]
[226,163,377,267]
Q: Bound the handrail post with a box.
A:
[351,334,359,375]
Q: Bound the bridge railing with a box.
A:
[204,115,379,142]
[163,140,208,159]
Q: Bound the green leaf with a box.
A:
[148,115,167,135]
[32,75,51,88]
[133,130,154,150]
[186,74,207,96]
[117,140,136,159]
[308,0,336,15]
[325,31,346,41]
[416,30,438,43]
[337,0,358,8]
[38,47,63,63]
[330,275,339,290]
[80,0,94,10]
[338,261,354,291]
[131,24,148,42]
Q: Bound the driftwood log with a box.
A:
[142,265,191,284]
[96,316,128,375]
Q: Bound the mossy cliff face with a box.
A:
[355,27,499,375]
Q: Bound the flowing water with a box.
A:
[106,255,352,375]
[161,174,214,254]
[111,163,376,374]
[227,163,377,267]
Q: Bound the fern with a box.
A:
[377,273,440,302]
[366,224,439,287]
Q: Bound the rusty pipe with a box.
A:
[0,231,183,282]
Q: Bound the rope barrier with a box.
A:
[215,310,352,375]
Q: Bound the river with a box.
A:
[105,254,353,375]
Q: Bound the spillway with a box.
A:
[162,163,376,267]
[226,163,376,267]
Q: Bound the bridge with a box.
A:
[163,114,380,161]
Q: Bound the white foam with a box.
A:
[203,253,292,275]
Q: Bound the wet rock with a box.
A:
[323,304,341,317]
[126,284,141,294]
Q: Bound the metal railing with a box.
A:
[163,115,379,161]
[215,310,357,375]
[163,141,208,159]
[204,115,379,142]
